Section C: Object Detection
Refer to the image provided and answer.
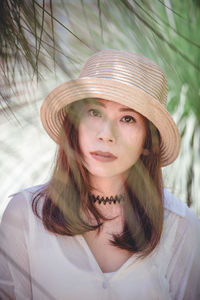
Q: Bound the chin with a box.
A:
[87,167,129,179]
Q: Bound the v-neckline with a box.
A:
[75,234,139,278]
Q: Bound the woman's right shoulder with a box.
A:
[1,183,49,227]
[8,182,49,200]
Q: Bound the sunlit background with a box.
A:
[1,0,200,218]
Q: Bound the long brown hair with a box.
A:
[32,99,163,257]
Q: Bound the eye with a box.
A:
[88,109,102,118]
[121,115,136,123]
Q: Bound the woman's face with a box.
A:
[78,99,147,179]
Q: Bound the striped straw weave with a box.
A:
[41,49,180,166]
[79,49,168,107]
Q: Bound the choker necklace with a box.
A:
[89,194,126,205]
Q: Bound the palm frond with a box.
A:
[1,0,200,214]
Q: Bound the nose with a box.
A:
[97,121,117,143]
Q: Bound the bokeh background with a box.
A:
[1,0,200,217]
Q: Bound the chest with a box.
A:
[29,217,173,300]
[30,233,171,300]
[83,230,133,273]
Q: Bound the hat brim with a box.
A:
[40,77,180,167]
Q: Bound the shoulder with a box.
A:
[8,182,49,200]
[153,189,200,274]
[163,188,200,243]
[163,188,186,217]
[1,183,48,227]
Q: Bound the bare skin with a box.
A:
[83,205,132,273]
[79,99,147,272]
[82,163,136,273]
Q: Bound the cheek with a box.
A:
[78,123,93,153]
[122,128,146,158]
[78,125,86,152]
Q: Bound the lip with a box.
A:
[90,151,117,162]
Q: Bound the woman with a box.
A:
[0,49,200,300]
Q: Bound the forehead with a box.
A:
[87,98,136,112]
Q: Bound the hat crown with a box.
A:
[79,49,168,106]
[41,49,180,166]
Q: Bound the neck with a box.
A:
[88,174,127,218]
[86,174,128,225]
[89,174,127,198]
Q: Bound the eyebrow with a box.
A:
[119,107,137,113]
[89,99,137,113]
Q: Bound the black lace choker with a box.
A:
[89,194,126,205]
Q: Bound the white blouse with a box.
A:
[0,184,200,300]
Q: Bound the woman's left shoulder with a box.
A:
[153,189,200,274]
[163,188,200,237]
[160,189,200,300]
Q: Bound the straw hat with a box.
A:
[40,49,180,166]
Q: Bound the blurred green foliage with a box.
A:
[0,0,200,211]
